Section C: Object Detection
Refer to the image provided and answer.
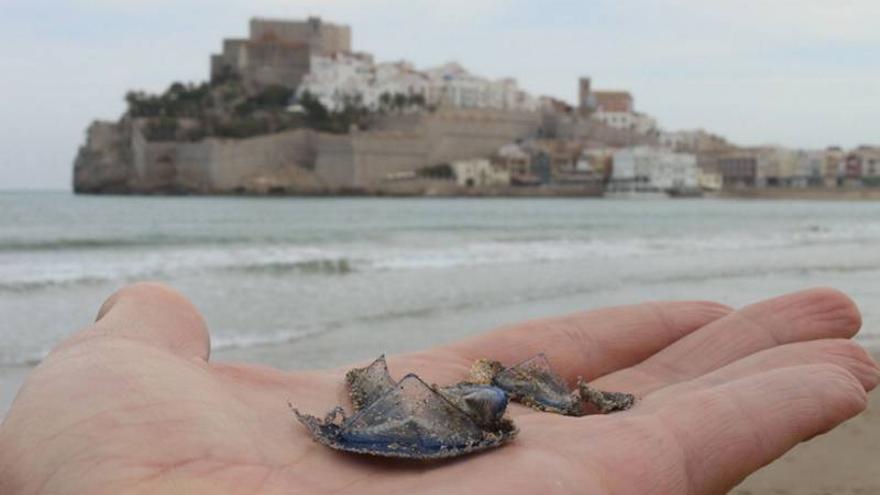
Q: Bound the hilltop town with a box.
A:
[73,17,880,197]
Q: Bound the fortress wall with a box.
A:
[553,116,593,141]
[313,110,540,190]
[328,26,352,55]
[172,142,214,191]
[134,129,317,192]
[585,121,657,147]
[315,134,357,189]
[241,43,311,91]
[316,132,430,189]
[211,40,246,79]
[368,113,425,132]
[350,133,430,187]
[423,109,540,165]
[251,19,315,43]
[131,124,148,180]
[249,19,351,55]
[99,110,541,194]
[203,129,316,191]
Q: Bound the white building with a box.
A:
[659,130,713,151]
[297,52,377,110]
[298,54,432,111]
[422,63,538,111]
[593,111,657,135]
[698,169,724,191]
[368,62,430,105]
[790,149,825,187]
[451,158,511,187]
[298,56,538,113]
[611,146,698,191]
[495,143,531,176]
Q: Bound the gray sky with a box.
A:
[2,0,878,190]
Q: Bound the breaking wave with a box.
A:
[229,258,354,275]
[0,234,268,252]
[211,326,329,352]
[5,224,880,294]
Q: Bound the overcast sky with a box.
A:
[2,0,878,190]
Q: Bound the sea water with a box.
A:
[3,192,880,413]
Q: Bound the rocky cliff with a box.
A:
[73,118,327,194]
[73,121,139,193]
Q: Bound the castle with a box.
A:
[73,17,652,196]
[210,17,352,92]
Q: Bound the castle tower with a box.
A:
[578,77,594,115]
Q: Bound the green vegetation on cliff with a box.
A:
[125,77,386,142]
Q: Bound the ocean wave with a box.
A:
[229,258,354,275]
[0,327,327,368]
[628,261,880,286]
[0,276,110,293]
[211,326,328,352]
[5,256,880,368]
[6,226,880,294]
[0,234,278,252]
[0,247,358,293]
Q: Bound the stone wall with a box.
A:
[249,18,351,55]
[314,134,356,189]
[210,39,246,81]
[543,111,658,147]
[240,41,311,91]
[314,109,541,190]
[205,129,317,190]
[351,132,430,188]
[317,131,431,190]
[423,109,540,165]
[75,108,544,194]
[77,122,322,193]
[584,120,657,147]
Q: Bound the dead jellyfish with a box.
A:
[293,356,517,459]
[471,354,636,415]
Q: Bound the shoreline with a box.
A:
[72,183,607,198]
[718,187,880,201]
[68,186,880,201]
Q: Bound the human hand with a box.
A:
[1,283,877,495]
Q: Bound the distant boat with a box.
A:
[604,190,668,200]
[665,187,704,198]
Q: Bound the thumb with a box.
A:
[87,282,211,361]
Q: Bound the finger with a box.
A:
[62,282,211,361]
[395,300,731,384]
[592,288,861,394]
[644,339,880,404]
[650,364,868,494]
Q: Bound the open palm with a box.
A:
[1,283,877,495]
